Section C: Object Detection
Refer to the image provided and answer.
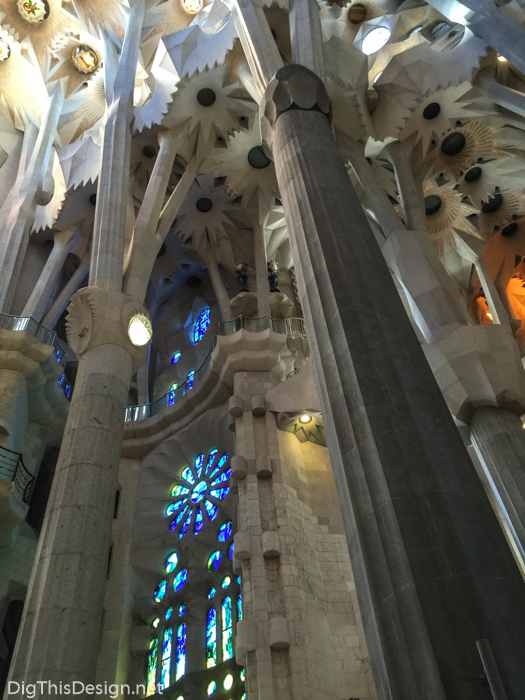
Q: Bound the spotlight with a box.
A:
[299,414,312,424]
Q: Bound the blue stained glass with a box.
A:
[204,500,218,521]
[195,453,205,477]
[165,553,178,573]
[237,575,241,585]
[237,594,243,621]
[207,453,229,480]
[229,543,234,559]
[210,487,229,500]
[146,638,158,696]
[194,308,211,345]
[179,512,192,538]
[185,370,194,392]
[176,624,186,680]
[172,351,181,365]
[171,484,190,497]
[160,627,172,690]
[166,502,183,517]
[170,506,189,532]
[208,588,216,600]
[154,581,167,603]
[165,607,173,620]
[174,570,188,592]
[211,470,231,486]
[241,695,246,700]
[206,609,217,668]
[218,522,233,542]
[206,449,218,472]
[194,507,204,535]
[222,597,233,661]
[222,576,231,589]
[181,467,195,485]
[208,550,222,572]
[191,481,208,504]
[207,680,217,695]
[178,604,186,616]
[167,384,177,407]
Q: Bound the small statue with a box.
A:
[267,260,280,293]
[235,262,249,293]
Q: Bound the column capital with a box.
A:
[65,286,150,371]
[260,64,331,145]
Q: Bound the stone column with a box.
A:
[21,227,81,322]
[204,254,232,321]
[260,64,525,698]
[470,407,525,556]
[41,254,90,330]
[254,222,270,318]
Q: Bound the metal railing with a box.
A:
[125,315,291,423]
[0,447,35,504]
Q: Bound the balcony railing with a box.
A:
[125,315,295,423]
[0,447,35,504]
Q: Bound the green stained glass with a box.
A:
[240,669,245,681]
[171,484,190,497]
[222,597,232,661]
[146,638,158,697]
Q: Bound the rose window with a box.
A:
[167,450,230,538]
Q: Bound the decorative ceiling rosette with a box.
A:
[396,83,497,155]
[0,0,81,68]
[423,180,481,256]
[210,124,279,218]
[162,65,255,164]
[425,120,505,179]
[458,156,525,208]
[480,188,525,236]
[59,73,106,144]
[320,0,386,44]
[46,31,102,96]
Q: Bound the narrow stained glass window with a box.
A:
[237,594,243,621]
[165,607,173,621]
[229,543,234,559]
[165,553,178,573]
[195,453,205,477]
[154,581,167,603]
[170,505,189,532]
[207,680,217,695]
[194,507,204,535]
[167,383,178,407]
[224,674,233,690]
[172,351,181,365]
[194,308,211,344]
[222,597,233,661]
[171,484,190,497]
[174,570,188,592]
[146,637,158,696]
[179,511,192,538]
[178,604,186,616]
[208,587,216,600]
[176,624,186,680]
[161,627,172,690]
[208,550,222,572]
[206,608,217,668]
[218,522,232,542]
[222,576,231,589]
[181,466,195,484]
[186,370,194,392]
[204,499,218,521]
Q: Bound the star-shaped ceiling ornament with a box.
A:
[46,31,103,97]
[458,156,525,208]
[425,120,506,180]
[59,72,106,144]
[423,179,481,256]
[480,188,525,237]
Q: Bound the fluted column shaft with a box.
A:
[262,64,525,699]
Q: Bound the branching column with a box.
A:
[7,2,150,695]
[259,64,525,698]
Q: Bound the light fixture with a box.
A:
[71,45,98,74]
[128,314,152,347]
[17,0,50,23]
[362,27,391,55]
[299,414,312,424]
[0,39,10,62]
[497,55,507,62]
[182,0,203,13]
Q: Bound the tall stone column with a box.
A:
[260,64,525,698]
[6,2,150,695]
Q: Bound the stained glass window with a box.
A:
[194,308,211,344]
[172,351,181,365]
[208,588,216,600]
[222,576,231,589]
[240,669,245,681]
[168,452,229,538]
[223,674,233,690]
[218,522,232,542]
[186,370,194,392]
[178,604,186,616]
[207,680,217,695]
[206,608,217,668]
[237,575,241,585]
[146,638,158,696]
[174,570,188,591]
[222,597,232,661]
[161,627,172,690]
[167,383,178,407]
[165,553,178,573]
[166,607,173,620]
[152,618,159,629]
[229,543,234,559]
[208,550,222,572]
[154,581,167,602]
[176,624,186,680]
[237,594,243,621]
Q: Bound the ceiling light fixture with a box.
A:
[299,414,312,424]
[182,0,203,14]
[128,314,153,347]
